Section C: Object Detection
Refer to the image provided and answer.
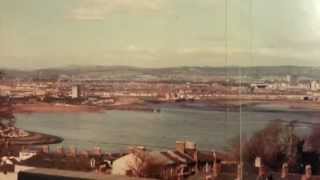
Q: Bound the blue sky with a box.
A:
[1,0,320,69]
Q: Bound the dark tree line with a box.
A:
[0,71,5,80]
[0,98,15,131]
[230,120,320,175]
[0,71,14,128]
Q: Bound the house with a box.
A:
[111,150,176,177]
[112,145,197,179]
[19,150,37,161]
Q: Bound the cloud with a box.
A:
[102,46,320,60]
[126,45,157,54]
[255,47,320,60]
[102,45,161,62]
[175,46,320,65]
[68,0,165,20]
[176,47,254,56]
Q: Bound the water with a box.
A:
[15,106,320,152]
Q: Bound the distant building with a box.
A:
[286,75,291,84]
[71,85,81,98]
[250,83,271,91]
[310,81,320,91]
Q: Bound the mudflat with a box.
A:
[13,103,102,113]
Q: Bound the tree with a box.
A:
[298,126,320,174]
[0,98,15,157]
[230,120,300,171]
[0,98,15,133]
[0,71,5,80]
[307,126,320,151]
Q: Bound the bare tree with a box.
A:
[230,120,300,170]
[307,126,320,150]
[127,150,166,179]
[0,99,15,134]
[0,71,4,80]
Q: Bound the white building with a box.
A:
[71,85,81,98]
[112,153,140,175]
[19,151,37,161]
[111,151,174,176]
[311,81,320,91]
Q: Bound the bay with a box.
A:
[15,107,319,152]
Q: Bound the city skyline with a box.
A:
[1,0,320,69]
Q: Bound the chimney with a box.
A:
[257,164,268,178]
[94,146,102,156]
[212,161,222,178]
[235,163,243,180]
[305,165,312,179]
[69,146,77,157]
[193,150,198,173]
[281,163,289,179]
[185,141,197,150]
[185,141,198,162]
[42,145,49,154]
[56,146,64,155]
[176,141,186,154]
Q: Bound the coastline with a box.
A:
[12,100,320,114]
[13,103,103,114]
[5,131,63,146]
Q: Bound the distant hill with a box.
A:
[1,66,320,82]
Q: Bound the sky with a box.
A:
[1,0,320,69]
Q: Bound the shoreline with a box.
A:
[12,100,320,114]
[4,131,63,146]
[13,103,103,114]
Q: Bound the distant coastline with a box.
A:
[12,99,320,114]
[2,65,320,82]
[13,103,103,114]
[7,131,63,146]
